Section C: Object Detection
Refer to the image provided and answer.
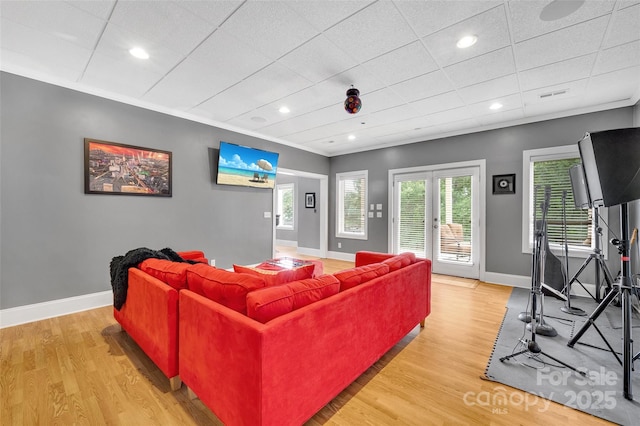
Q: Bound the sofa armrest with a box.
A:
[355,251,395,267]
[114,268,179,380]
[178,250,206,260]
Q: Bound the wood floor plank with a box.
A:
[0,253,614,425]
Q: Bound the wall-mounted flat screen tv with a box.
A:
[217,141,280,189]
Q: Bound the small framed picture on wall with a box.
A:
[305,192,316,208]
[493,174,516,195]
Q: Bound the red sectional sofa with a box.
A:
[113,250,431,424]
[179,251,431,426]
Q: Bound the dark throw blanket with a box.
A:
[110,247,196,310]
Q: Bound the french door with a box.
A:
[391,166,480,278]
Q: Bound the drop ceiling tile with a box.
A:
[457,74,519,104]
[261,104,346,138]
[177,1,242,27]
[395,1,501,37]
[390,70,454,103]
[67,0,115,20]
[109,1,215,57]
[219,2,318,60]
[228,62,312,108]
[514,16,609,70]
[422,5,510,67]
[422,107,477,126]
[142,59,227,110]
[477,107,525,126]
[407,91,465,118]
[465,93,523,117]
[436,117,482,134]
[519,54,596,92]
[365,104,425,128]
[507,0,614,43]
[81,52,164,98]
[1,18,91,78]
[1,0,105,50]
[523,96,585,118]
[444,46,515,88]
[323,1,417,63]
[604,3,640,48]
[361,88,405,114]
[284,0,373,31]
[322,65,387,99]
[363,41,438,86]
[191,89,263,123]
[94,23,185,74]
[593,40,640,75]
[585,66,640,105]
[278,35,358,83]
[188,28,273,82]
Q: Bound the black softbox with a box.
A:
[578,128,640,207]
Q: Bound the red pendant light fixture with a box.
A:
[344,85,362,114]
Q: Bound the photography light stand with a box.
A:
[502,187,582,375]
[568,203,635,400]
[565,206,615,302]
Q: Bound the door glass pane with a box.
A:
[438,175,472,263]
[398,179,426,257]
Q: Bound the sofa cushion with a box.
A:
[246,275,340,323]
[382,252,417,272]
[233,263,315,287]
[334,263,390,291]
[186,263,266,314]
[139,258,192,290]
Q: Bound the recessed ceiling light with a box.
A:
[490,102,503,110]
[456,35,477,49]
[348,135,356,141]
[279,106,290,114]
[129,47,149,59]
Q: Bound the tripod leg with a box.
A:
[539,351,587,376]
[567,285,619,347]
[500,349,529,362]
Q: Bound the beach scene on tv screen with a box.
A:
[217,142,279,189]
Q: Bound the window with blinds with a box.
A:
[336,170,368,240]
[533,158,591,248]
[524,146,595,254]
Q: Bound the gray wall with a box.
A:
[0,72,329,309]
[274,175,321,250]
[329,108,636,280]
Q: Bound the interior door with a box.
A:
[392,166,480,279]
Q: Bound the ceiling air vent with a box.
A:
[539,89,569,99]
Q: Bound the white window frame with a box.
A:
[522,145,607,258]
[276,183,295,231]
[336,170,368,240]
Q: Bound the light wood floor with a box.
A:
[0,253,612,425]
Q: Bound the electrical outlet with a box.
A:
[338,242,342,249]
[209,259,216,267]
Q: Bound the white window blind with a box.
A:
[523,146,597,256]
[398,179,426,256]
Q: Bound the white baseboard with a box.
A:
[275,239,297,247]
[297,246,323,257]
[0,290,112,329]
[327,251,356,262]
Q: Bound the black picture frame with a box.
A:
[305,192,316,208]
[84,138,172,196]
[493,174,516,195]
